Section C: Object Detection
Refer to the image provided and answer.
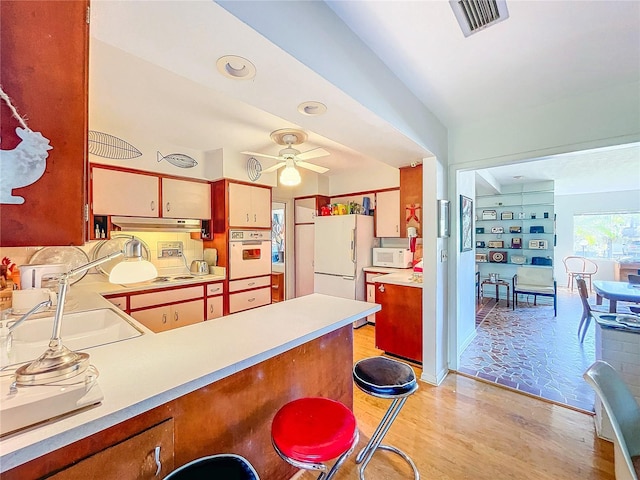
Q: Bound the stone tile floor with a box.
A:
[458,287,627,412]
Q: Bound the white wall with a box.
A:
[450,170,477,369]
[328,162,399,196]
[555,189,640,285]
[421,155,449,385]
[449,82,640,167]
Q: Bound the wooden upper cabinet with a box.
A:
[228,182,271,228]
[375,190,401,237]
[162,177,211,219]
[0,1,89,246]
[400,164,423,237]
[92,166,160,217]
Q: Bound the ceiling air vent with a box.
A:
[450,0,509,37]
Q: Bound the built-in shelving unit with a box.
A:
[475,181,555,282]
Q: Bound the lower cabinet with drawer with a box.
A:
[104,294,128,312]
[228,275,271,314]
[206,281,224,320]
[47,419,175,479]
[364,270,389,324]
[130,286,205,333]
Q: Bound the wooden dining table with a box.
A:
[593,280,640,312]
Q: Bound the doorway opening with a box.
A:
[271,201,286,302]
[453,142,639,412]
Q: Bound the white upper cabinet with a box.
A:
[375,190,400,237]
[92,167,160,217]
[162,177,211,219]
[228,182,271,228]
[295,197,317,224]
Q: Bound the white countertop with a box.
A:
[77,269,226,296]
[363,266,413,274]
[373,271,423,288]
[0,289,379,472]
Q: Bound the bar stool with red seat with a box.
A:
[353,356,419,479]
[271,397,359,480]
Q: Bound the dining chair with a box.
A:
[576,277,608,343]
[629,274,640,285]
[563,256,598,292]
[583,361,640,480]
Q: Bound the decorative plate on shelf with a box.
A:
[28,246,90,284]
[92,235,150,277]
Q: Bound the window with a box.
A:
[272,207,285,263]
[573,212,640,259]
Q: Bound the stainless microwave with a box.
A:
[372,248,413,268]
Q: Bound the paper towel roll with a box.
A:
[203,248,217,267]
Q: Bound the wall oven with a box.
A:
[229,230,272,280]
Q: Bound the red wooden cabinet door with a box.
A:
[0,1,89,246]
[375,282,423,363]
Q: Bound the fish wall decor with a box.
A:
[157,151,198,168]
[88,131,142,159]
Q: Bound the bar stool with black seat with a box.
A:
[353,356,420,480]
[271,397,359,480]
[165,454,259,480]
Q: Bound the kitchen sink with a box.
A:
[2,308,144,368]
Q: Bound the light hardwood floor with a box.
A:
[300,324,614,480]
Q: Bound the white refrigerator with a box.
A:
[314,214,375,327]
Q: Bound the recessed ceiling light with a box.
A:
[216,55,256,80]
[298,101,327,116]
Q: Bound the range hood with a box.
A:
[111,216,202,233]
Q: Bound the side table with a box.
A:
[481,279,510,307]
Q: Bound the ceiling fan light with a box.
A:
[280,165,301,186]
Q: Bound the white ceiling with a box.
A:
[89,0,640,194]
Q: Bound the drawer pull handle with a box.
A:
[248,282,255,286]
[246,213,249,222]
[378,284,385,293]
[162,313,167,324]
[166,202,171,212]
[248,297,255,303]
[151,201,155,211]
[174,311,179,322]
[154,446,161,476]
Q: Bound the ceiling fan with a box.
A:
[242,129,329,185]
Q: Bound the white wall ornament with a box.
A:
[247,156,262,182]
[0,87,53,205]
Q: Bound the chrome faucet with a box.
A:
[5,300,53,332]
[0,300,53,369]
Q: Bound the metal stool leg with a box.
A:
[356,396,419,480]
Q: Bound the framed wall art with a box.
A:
[460,195,473,252]
[437,199,450,238]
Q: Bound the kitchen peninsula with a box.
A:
[0,291,379,479]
